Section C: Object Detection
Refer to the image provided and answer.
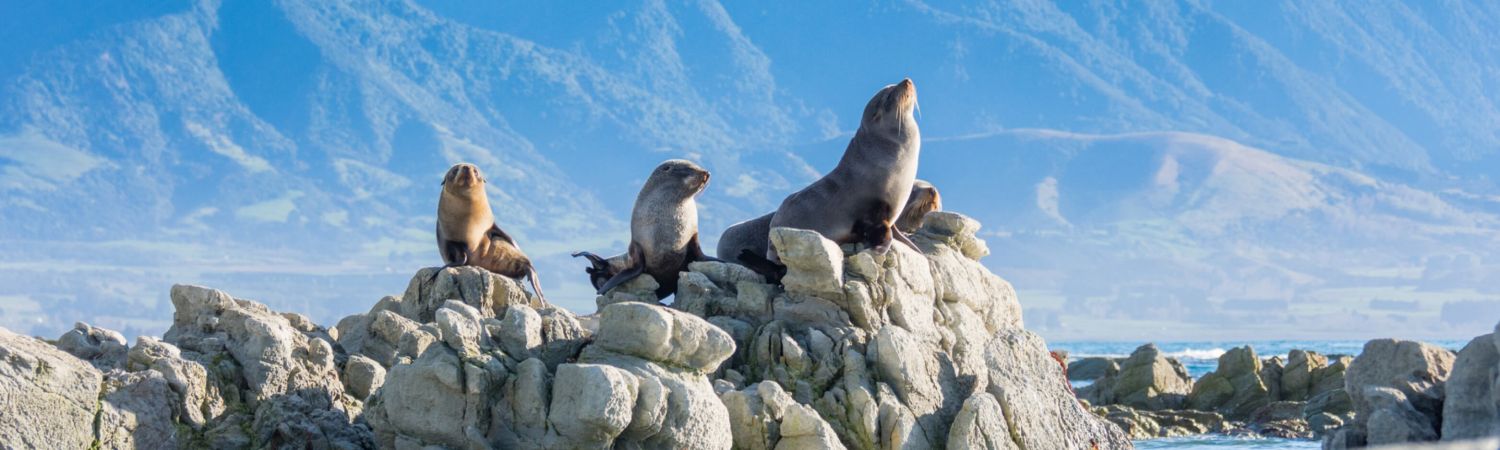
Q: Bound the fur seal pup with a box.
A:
[895,179,941,233]
[762,78,921,265]
[435,163,548,304]
[718,179,940,268]
[573,159,715,299]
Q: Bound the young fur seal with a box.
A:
[895,179,941,234]
[435,163,548,304]
[573,159,715,299]
[762,79,921,265]
[717,179,941,268]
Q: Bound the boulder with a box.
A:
[1441,330,1500,441]
[1323,339,1457,449]
[0,327,102,449]
[1068,357,1121,381]
[1080,343,1193,410]
[1188,346,1274,418]
[55,321,129,370]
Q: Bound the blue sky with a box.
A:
[1,0,1498,342]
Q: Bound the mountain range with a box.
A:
[2,0,1497,341]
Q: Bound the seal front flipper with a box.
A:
[595,242,646,295]
[571,251,616,291]
[852,199,897,254]
[685,233,720,263]
[429,239,472,283]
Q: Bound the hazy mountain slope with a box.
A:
[0,0,1497,340]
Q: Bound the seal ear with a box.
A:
[595,242,647,295]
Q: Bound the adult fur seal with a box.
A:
[716,180,940,267]
[573,159,715,299]
[895,179,941,233]
[761,78,921,265]
[435,163,547,304]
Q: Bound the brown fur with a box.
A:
[895,179,941,234]
[436,163,547,304]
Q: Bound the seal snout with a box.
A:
[443,163,485,190]
[894,78,916,111]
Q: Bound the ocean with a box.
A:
[1049,340,1468,449]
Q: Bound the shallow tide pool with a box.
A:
[1133,436,1320,449]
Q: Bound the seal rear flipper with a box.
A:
[736,249,787,284]
[893,228,919,252]
[570,251,616,290]
[595,242,646,295]
[526,267,549,307]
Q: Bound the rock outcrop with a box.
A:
[1441,326,1500,441]
[0,211,1129,449]
[1079,344,1193,410]
[1187,346,1274,419]
[1323,339,1457,449]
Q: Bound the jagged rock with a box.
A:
[985,331,1133,448]
[592,302,735,372]
[163,284,371,447]
[343,354,386,400]
[336,306,420,368]
[597,273,663,309]
[126,335,222,427]
[1284,349,1330,401]
[97,369,179,449]
[1081,344,1193,410]
[0,327,102,449]
[55,321,129,370]
[1068,357,1121,381]
[1442,329,1500,441]
[1324,339,1456,449]
[1306,388,1355,437]
[723,381,845,450]
[1189,346,1273,418]
[496,304,543,360]
[1091,404,1230,439]
[947,393,1016,450]
[771,227,847,301]
[1248,401,1312,439]
[403,266,543,322]
[547,363,640,447]
[1313,355,1353,399]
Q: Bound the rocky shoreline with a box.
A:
[1069,333,1500,449]
[4,211,1497,449]
[0,212,1134,449]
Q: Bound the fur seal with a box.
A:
[573,159,715,299]
[716,179,939,267]
[895,179,941,233]
[435,163,548,304]
[760,79,921,265]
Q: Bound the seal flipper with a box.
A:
[571,251,616,290]
[737,249,787,284]
[428,239,472,284]
[893,228,919,252]
[852,199,897,254]
[526,266,549,307]
[685,233,720,263]
[595,242,646,295]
